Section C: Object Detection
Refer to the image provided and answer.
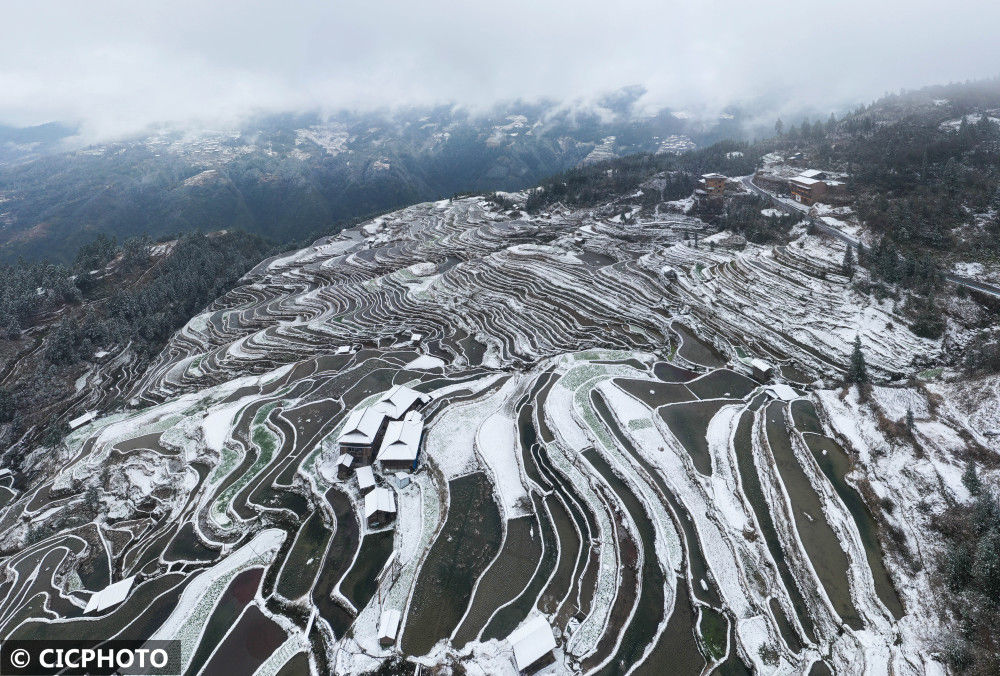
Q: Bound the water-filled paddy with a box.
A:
[202,605,286,676]
[453,515,541,648]
[732,409,816,641]
[276,510,331,600]
[660,399,738,475]
[765,402,863,630]
[480,493,557,641]
[583,449,667,676]
[340,529,395,612]
[673,323,727,368]
[402,472,502,655]
[803,433,904,619]
[613,378,694,407]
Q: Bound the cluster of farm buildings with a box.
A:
[336,384,430,528]
[332,384,561,669]
[753,158,849,207]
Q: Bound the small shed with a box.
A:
[750,358,774,382]
[84,576,136,614]
[410,332,423,343]
[507,615,557,673]
[336,453,354,479]
[378,609,402,646]
[68,411,99,430]
[356,465,376,493]
[767,384,799,401]
[365,487,397,527]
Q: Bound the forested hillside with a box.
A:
[0,231,271,483]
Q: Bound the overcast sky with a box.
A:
[2,1,999,139]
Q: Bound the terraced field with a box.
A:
[0,194,965,674]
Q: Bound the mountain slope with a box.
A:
[2,187,994,673]
[0,102,751,262]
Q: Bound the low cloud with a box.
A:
[2,1,998,140]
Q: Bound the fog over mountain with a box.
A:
[3,0,999,140]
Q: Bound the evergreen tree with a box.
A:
[962,460,982,496]
[774,118,784,136]
[972,528,1000,599]
[905,406,914,431]
[842,244,855,279]
[0,388,15,424]
[846,335,869,384]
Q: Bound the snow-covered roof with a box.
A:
[377,412,423,464]
[790,176,822,186]
[336,345,351,355]
[410,332,423,342]
[68,411,99,430]
[337,453,354,468]
[364,487,396,518]
[374,385,428,420]
[339,386,429,446]
[378,609,402,643]
[799,169,825,178]
[84,576,136,614]
[338,406,388,446]
[507,616,556,671]
[701,172,727,179]
[750,358,772,372]
[356,465,376,492]
[767,384,799,401]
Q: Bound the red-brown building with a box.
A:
[789,175,828,206]
[701,173,727,196]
